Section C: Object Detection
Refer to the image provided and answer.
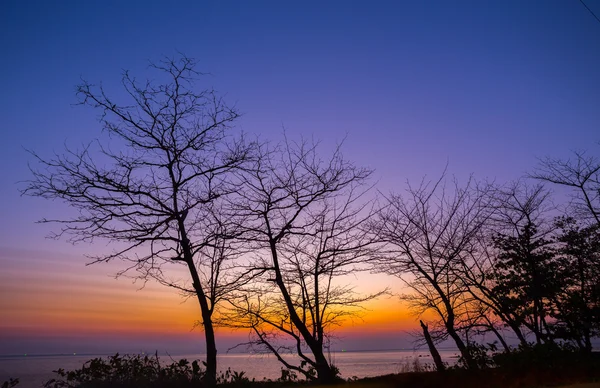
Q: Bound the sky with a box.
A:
[0,0,599,356]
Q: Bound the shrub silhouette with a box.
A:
[1,378,19,388]
[43,353,207,388]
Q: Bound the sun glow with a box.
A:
[1,248,413,352]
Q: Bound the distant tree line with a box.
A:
[22,55,600,384]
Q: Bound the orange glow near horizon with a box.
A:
[1,247,418,351]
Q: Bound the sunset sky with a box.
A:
[1,0,599,356]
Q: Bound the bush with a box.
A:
[43,353,208,388]
[217,368,253,385]
[493,342,583,370]
[456,342,497,370]
[1,378,19,388]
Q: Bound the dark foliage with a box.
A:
[553,217,600,351]
[43,354,206,388]
[42,353,263,388]
[1,379,19,388]
[491,221,560,345]
[33,346,600,388]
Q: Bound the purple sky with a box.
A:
[1,0,599,355]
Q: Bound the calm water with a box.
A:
[0,349,459,388]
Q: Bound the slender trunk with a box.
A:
[186,262,217,385]
[169,165,218,384]
[494,331,510,352]
[444,309,477,370]
[269,241,336,384]
[485,320,510,351]
[429,281,477,371]
[446,323,476,369]
[506,319,528,347]
[181,228,217,386]
[424,269,477,370]
[420,321,445,372]
[474,288,527,346]
[314,259,322,346]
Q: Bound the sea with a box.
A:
[0,349,460,388]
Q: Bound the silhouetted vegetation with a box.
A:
[22,55,254,385]
[367,155,600,366]
[368,176,493,370]
[43,354,205,388]
[34,347,600,388]
[215,138,381,384]
[40,353,332,388]
[1,378,19,388]
[22,52,600,385]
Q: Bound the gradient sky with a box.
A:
[1,0,599,356]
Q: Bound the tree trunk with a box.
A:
[446,324,477,369]
[490,325,510,352]
[420,320,445,372]
[443,307,477,369]
[202,314,218,385]
[483,316,510,352]
[506,320,528,347]
[181,228,217,386]
[315,360,337,384]
[426,278,477,369]
[441,301,477,370]
[186,262,217,386]
[191,276,217,385]
[269,241,336,383]
[187,262,218,385]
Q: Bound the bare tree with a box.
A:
[455,239,529,348]
[370,175,492,370]
[218,138,380,383]
[531,148,600,350]
[453,183,554,348]
[21,56,252,385]
[533,149,600,225]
